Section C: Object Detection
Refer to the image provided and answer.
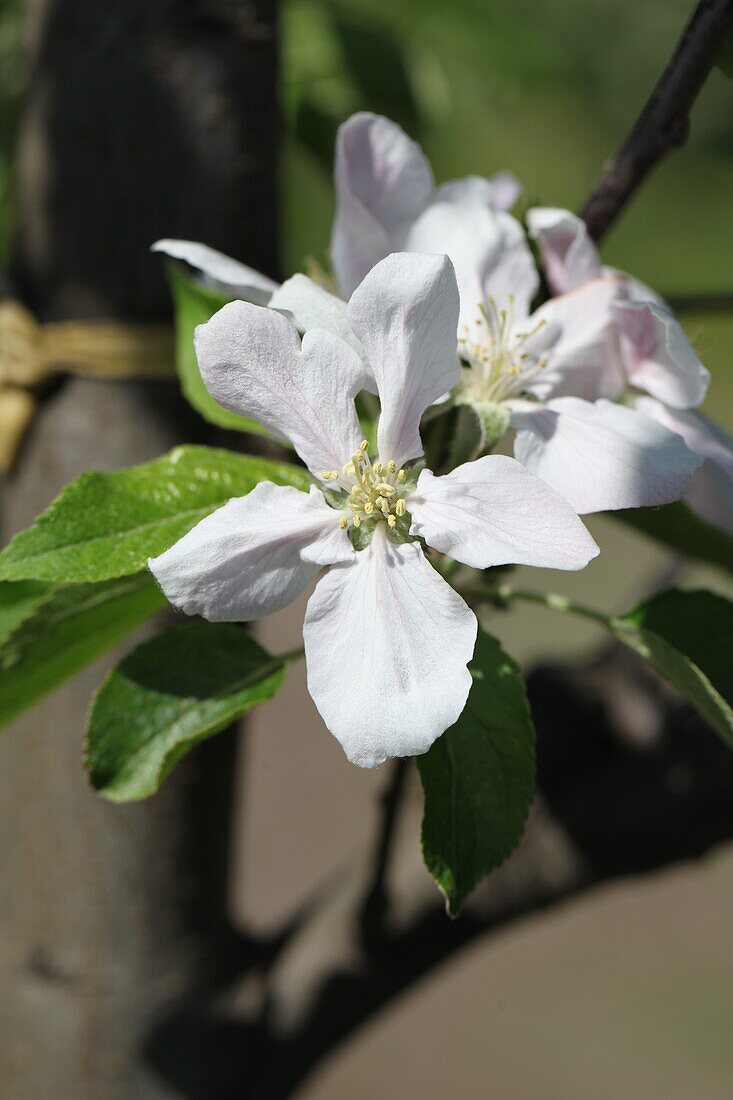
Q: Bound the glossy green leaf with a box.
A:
[86,623,291,802]
[168,264,278,437]
[0,445,311,583]
[614,502,733,576]
[0,574,165,728]
[612,588,733,748]
[418,630,535,915]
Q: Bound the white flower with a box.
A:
[527,207,733,532]
[400,196,703,514]
[149,253,599,768]
[151,112,519,303]
[151,113,706,522]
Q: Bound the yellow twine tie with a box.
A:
[0,299,175,473]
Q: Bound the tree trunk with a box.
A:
[0,2,278,1097]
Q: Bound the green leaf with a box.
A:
[611,588,733,748]
[0,574,165,728]
[168,264,280,438]
[86,622,291,801]
[0,445,312,583]
[418,630,536,915]
[614,502,733,576]
[330,10,422,135]
[0,579,50,643]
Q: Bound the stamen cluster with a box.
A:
[323,441,408,531]
[459,295,549,404]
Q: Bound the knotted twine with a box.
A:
[0,299,175,472]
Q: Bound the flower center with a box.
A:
[322,441,409,532]
[459,295,549,405]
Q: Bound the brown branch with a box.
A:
[143,645,733,1100]
[581,0,733,242]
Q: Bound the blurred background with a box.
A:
[1,0,732,1096]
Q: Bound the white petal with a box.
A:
[406,200,538,326]
[195,301,363,478]
[149,484,352,622]
[347,252,460,467]
[528,279,626,402]
[486,170,523,211]
[268,274,374,391]
[331,113,434,298]
[634,397,733,535]
[602,266,667,308]
[433,171,522,212]
[410,455,598,570]
[526,208,601,294]
[612,300,710,408]
[512,397,703,514]
[303,526,476,768]
[152,239,278,304]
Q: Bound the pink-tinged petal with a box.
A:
[406,200,538,326]
[635,397,733,535]
[331,113,434,298]
[152,239,278,304]
[528,278,626,402]
[195,301,363,478]
[612,300,710,409]
[525,208,601,294]
[602,266,666,308]
[410,455,598,570]
[268,274,374,390]
[303,526,476,768]
[149,484,352,622]
[512,397,703,514]
[347,252,460,467]
[433,171,522,212]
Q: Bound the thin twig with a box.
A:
[360,757,410,942]
[581,0,733,242]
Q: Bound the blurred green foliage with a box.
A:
[0,0,730,417]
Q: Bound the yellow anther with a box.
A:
[397,469,406,482]
[359,439,369,451]
[321,469,338,480]
[353,514,361,527]
[373,461,382,476]
[386,459,397,473]
[377,497,390,514]
[375,482,396,496]
[342,461,356,477]
[339,515,348,529]
[364,501,374,515]
[387,514,397,528]
[395,498,406,516]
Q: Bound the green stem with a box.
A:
[467,584,611,628]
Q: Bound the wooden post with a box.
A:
[0,2,278,1096]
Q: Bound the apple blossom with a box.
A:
[149,253,599,768]
[527,207,733,532]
